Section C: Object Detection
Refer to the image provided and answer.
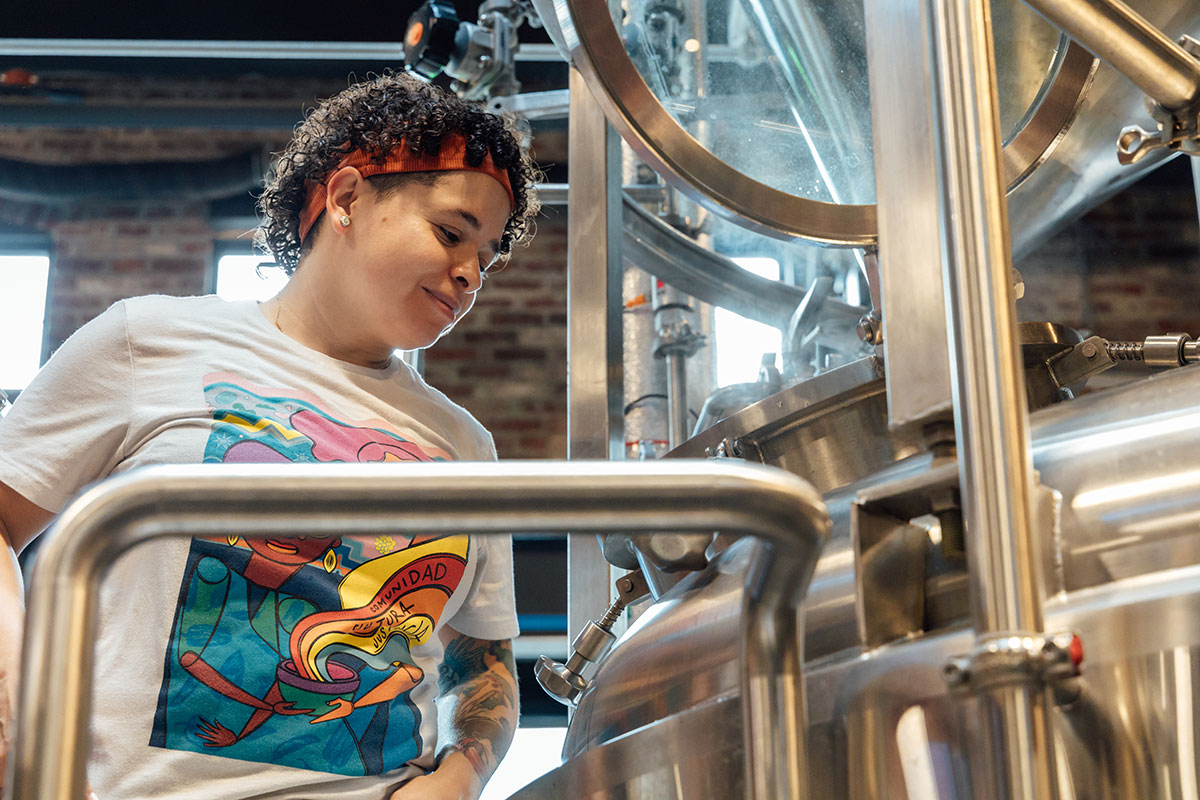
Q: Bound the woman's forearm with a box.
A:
[435,633,519,787]
[0,535,26,797]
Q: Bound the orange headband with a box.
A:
[297,135,515,242]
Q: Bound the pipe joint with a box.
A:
[1117,36,1200,164]
[944,631,1084,693]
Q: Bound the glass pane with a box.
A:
[215,254,288,302]
[715,257,782,387]
[0,254,50,392]
[622,0,1062,206]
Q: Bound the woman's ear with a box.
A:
[324,166,367,237]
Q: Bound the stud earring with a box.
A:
[340,215,351,227]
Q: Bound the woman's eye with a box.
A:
[437,226,460,245]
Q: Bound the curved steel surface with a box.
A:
[556,0,1096,246]
[565,366,1200,778]
[668,357,925,495]
[544,562,1200,798]
[622,196,865,329]
[512,697,744,800]
[11,460,829,800]
[526,0,572,63]
[1001,41,1099,189]
[1030,365,1200,591]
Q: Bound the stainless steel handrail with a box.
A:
[8,460,830,800]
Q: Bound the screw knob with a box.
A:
[404,0,462,79]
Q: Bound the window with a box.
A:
[479,726,567,798]
[214,253,288,302]
[714,257,783,387]
[0,253,51,395]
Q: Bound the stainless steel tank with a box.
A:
[519,0,1200,795]
[515,363,1200,798]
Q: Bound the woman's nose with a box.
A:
[451,259,483,292]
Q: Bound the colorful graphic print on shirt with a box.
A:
[149,373,470,776]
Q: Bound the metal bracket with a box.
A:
[850,463,960,648]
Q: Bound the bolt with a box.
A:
[1081,342,1097,359]
[856,315,881,346]
[618,578,633,593]
[943,658,970,688]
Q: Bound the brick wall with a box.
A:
[424,207,569,459]
[0,165,568,460]
[1016,157,1200,342]
[43,210,213,351]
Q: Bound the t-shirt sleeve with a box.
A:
[445,431,519,640]
[447,534,520,641]
[0,302,134,512]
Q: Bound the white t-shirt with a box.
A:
[0,295,519,799]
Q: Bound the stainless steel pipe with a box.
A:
[929,0,1055,797]
[1023,0,1200,110]
[665,352,690,447]
[8,460,829,800]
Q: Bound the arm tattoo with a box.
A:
[437,634,518,783]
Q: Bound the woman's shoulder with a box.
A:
[122,293,231,315]
[121,294,250,329]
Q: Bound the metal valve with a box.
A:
[535,570,649,706]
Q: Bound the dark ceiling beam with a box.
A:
[0,104,305,130]
[0,39,565,62]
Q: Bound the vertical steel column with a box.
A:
[864,0,955,433]
[927,0,1054,797]
[566,67,625,645]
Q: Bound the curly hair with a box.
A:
[256,72,540,274]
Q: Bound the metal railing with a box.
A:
[8,459,829,800]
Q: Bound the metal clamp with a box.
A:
[535,571,650,706]
[1117,36,1200,165]
[653,319,706,359]
[944,631,1084,692]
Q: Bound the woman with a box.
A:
[0,72,540,799]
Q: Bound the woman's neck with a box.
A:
[266,270,393,370]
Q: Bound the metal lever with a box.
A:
[535,570,650,706]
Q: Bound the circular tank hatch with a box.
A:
[550,0,1095,247]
